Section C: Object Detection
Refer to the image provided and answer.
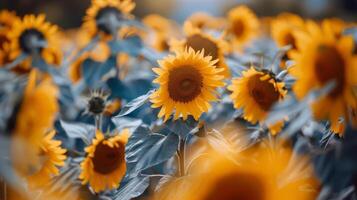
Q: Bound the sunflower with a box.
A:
[289,20,357,135]
[171,22,231,77]
[83,0,135,38]
[0,10,19,50]
[26,131,67,188]
[271,13,305,54]
[228,67,287,134]
[142,14,179,52]
[321,18,349,39]
[14,69,59,145]
[155,140,319,200]
[5,14,61,73]
[79,129,130,193]
[150,48,225,121]
[184,12,226,31]
[225,5,259,50]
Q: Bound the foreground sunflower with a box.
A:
[290,21,357,134]
[228,67,287,134]
[150,48,225,121]
[79,129,130,193]
[171,21,231,77]
[6,14,61,73]
[83,0,135,38]
[27,131,67,188]
[14,69,59,145]
[155,140,319,200]
[225,5,259,50]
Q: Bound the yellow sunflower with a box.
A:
[184,12,226,31]
[27,130,67,189]
[79,129,130,193]
[5,14,61,73]
[14,69,59,145]
[228,67,287,135]
[83,0,135,38]
[225,5,260,50]
[171,21,231,77]
[142,14,179,52]
[0,10,19,49]
[155,140,319,200]
[289,20,357,135]
[150,48,225,121]
[271,13,305,53]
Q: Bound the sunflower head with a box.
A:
[26,131,67,189]
[14,69,59,145]
[79,129,130,193]
[4,14,61,73]
[228,67,287,134]
[184,12,226,31]
[86,90,109,116]
[0,10,19,49]
[226,5,260,49]
[271,13,305,51]
[8,14,58,55]
[156,140,319,200]
[171,23,231,77]
[142,14,177,52]
[151,48,224,121]
[84,0,135,37]
[289,20,357,134]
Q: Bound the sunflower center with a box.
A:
[202,172,265,200]
[88,96,106,115]
[95,6,123,34]
[232,19,245,38]
[92,141,125,174]
[248,74,280,111]
[314,45,345,97]
[185,34,219,60]
[168,65,203,103]
[19,28,45,54]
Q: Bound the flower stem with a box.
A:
[177,138,186,177]
[95,114,103,131]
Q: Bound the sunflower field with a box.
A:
[0,0,357,199]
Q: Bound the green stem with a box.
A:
[177,138,186,176]
[95,114,103,132]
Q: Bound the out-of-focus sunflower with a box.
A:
[290,21,357,135]
[79,129,130,193]
[225,5,259,50]
[321,18,349,39]
[150,48,225,121]
[184,12,226,31]
[142,14,179,52]
[26,130,67,188]
[14,69,59,145]
[5,14,61,73]
[228,67,287,134]
[0,10,19,50]
[171,21,231,77]
[155,140,319,200]
[83,0,135,38]
[271,13,305,57]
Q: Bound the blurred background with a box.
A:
[0,0,357,29]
